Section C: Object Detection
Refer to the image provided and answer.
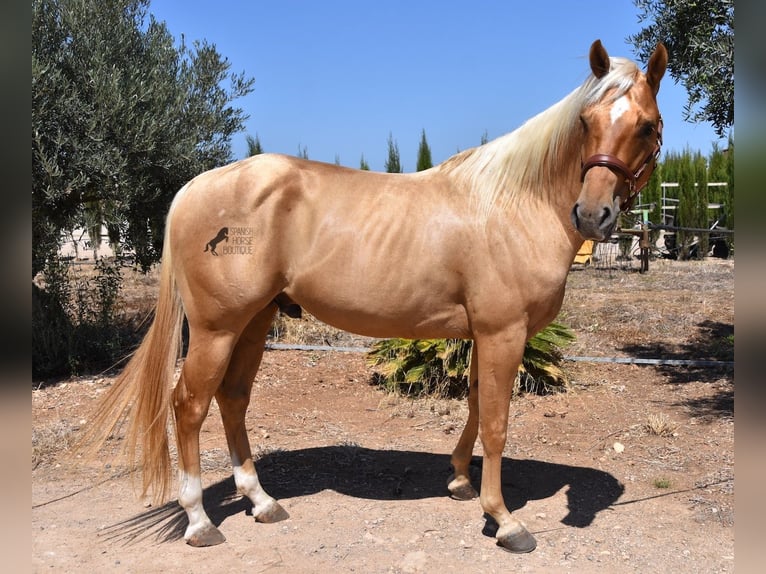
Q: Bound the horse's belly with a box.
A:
[290,291,471,340]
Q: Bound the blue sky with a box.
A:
[149,1,726,171]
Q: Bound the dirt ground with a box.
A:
[32,258,734,573]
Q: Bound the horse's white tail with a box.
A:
[80,232,183,503]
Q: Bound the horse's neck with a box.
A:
[548,159,586,249]
[505,169,586,278]
[506,187,583,263]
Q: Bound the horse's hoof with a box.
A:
[447,479,479,501]
[254,501,289,523]
[185,523,226,547]
[497,524,537,554]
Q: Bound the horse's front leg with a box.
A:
[475,332,537,553]
[448,343,479,500]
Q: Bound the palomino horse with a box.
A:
[86,40,666,553]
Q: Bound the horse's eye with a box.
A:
[640,122,655,138]
[579,115,588,132]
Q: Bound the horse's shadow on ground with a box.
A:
[100,447,623,545]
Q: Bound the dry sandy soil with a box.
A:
[32,258,734,573]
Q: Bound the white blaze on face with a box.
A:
[610,96,631,125]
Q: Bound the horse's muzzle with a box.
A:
[570,198,619,241]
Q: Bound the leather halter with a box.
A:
[580,116,663,212]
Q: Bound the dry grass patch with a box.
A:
[32,421,77,469]
[644,412,678,437]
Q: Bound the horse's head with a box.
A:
[571,40,667,241]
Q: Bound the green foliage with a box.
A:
[707,138,734,229]
[628,0,733,137]
[416,129,433,171]
[359,154,370,171]
[32,258,73,378]
[709,137,734,255]
[653,477,672,489]
[33,258,132,379]
[655,145,734,259]
[517,322,576,394]
[367,338,471,397]
[32,0,254,273]
[246,134,264,156]
[676,150,696,258]
[693,152,709,257]
[367,322,575,399]
[638,164,662,224]
[384,132,402,173]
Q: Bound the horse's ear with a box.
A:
[646,43,668,96]
[589,39,610,79]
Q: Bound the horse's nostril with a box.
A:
[599,206,612,226]
[570,204,580,228]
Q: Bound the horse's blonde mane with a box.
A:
[438,57,640,218]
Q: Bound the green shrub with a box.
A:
[517,321,576,394]
[33,256,128,380]
[32,257,73,378]
[367,322,575,399]
[367,338,471,398]
[653,477,672,489]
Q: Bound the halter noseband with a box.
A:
[580,116,663,212]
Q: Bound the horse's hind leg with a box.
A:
[174,326,240,547]
[448,343,479,500]
[216,305,289,524]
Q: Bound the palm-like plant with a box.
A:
[515,321,575,394]
[367,322,574,398]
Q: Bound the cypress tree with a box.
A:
[708,138,734,231]
[416,129,433,171]
[642,166,662,225]
[676,150,695,259]
[246,134,263,156]
[384,132,402,173]
[658,151,681,229]
[694,151,709,258]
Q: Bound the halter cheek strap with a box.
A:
[580,116,663,212]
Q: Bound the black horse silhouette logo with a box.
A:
[204,227,229,256]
